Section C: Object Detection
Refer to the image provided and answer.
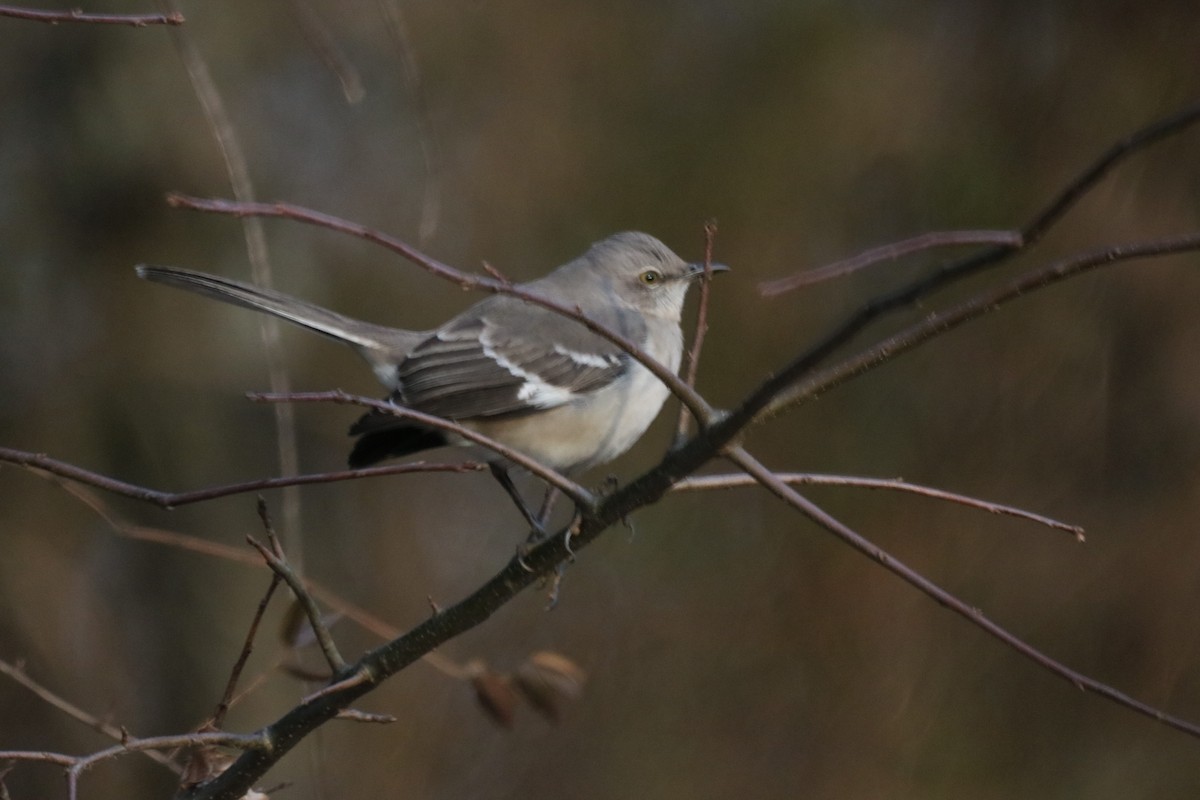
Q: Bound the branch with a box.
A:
[722,445,1200,739]
[212,560,282,729]
[671,472,1084,539]
[765,232,1200,417]
[758,229,1022,296]
[737,100,1200,427]
[0,446,485,508]
[0,658,177,772]
[675,219,720,444]
[0,5,183,25]
[165,193,718,427]
[245,532,346,674]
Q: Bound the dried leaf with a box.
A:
[469,664,518,729]
[513,651,586,723]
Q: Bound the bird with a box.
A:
[136,232,726,527]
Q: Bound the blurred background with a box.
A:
[2,1,1200,797]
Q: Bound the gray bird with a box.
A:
[137,232,726,523]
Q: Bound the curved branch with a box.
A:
[722,445,1200,739]
[0,446,485,508]
[765,232,1200,417]
[737,101,1200,427]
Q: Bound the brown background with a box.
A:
[2,2,1200,797]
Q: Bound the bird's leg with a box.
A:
[488,462,547,538]
[522,483,568,546]
[535,485,560,533]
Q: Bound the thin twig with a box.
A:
[730,101,1200,431]
[0,447,485,508]
[1021,101,1200,244]
[0,5,183,25]
[672,472,1084,539]
[758,229,1022,296]
[722,445,1200,739]
[675,220,720,444]
[165,193,717,427]
[0,750,75,766]
[246,535,346,674]
[685,220,719,387]
[764,232,1200,418]
[212,570,283,728]
[0,659,178,771]
[66,731,268,789]
[51,478,475,682]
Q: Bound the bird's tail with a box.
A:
[136,265,423,386]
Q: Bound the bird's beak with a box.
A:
[683,261,731,280]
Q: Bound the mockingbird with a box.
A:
[137,231,726,526]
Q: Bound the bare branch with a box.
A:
[758,229,1022,296]
[764,232,1200,418]
[53,479,404,642]
[68,731,268,785]
[672,472,1084,539]
[212,571,283,729]
[1022,101,1200,244]
[0,5,183,25]
[246,534,346,674]
[0,446,485,508]
[722,445,1200,740]
[732,101,1200,430]
[0,659,178,771]
[675,220,720,444]
[0,750,75,766]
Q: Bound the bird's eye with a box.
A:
[639,269,663,285]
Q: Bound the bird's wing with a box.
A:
[396,304,631,419]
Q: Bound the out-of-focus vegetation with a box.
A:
[2,2,1200,797]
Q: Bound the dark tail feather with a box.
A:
[347,412,449,468]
